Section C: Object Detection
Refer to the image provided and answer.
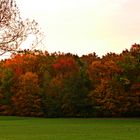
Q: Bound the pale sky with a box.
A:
[15,0,140,56]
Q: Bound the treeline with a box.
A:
[0,44,140,117]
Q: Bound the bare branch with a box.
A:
[0,0,43,55]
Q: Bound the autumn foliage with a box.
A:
[1,45,140,117]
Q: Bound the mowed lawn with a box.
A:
[0,116,140,140]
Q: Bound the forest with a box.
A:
[0,44,140,117]
[0,0,140,118]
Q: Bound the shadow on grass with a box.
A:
[0,116,32,121]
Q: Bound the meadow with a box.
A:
[0,116,140,140]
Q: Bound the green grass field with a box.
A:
[0,116,140,140]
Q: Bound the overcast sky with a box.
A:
[14,0,140,56]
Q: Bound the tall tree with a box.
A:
[12,72,43,116]
[0,68,14,115]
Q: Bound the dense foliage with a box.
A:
[0,44,140,117]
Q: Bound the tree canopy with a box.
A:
[0,44,140,117]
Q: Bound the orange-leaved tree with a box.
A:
[12,72,43,116]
